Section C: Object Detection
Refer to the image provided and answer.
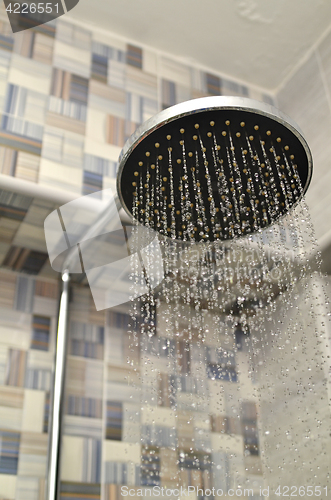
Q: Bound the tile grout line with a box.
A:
[59,0,67,13]
[273,21,331,96]
[316,48,331,118]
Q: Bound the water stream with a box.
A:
[123,123,330,498]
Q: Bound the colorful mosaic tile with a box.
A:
[0,10,277,499]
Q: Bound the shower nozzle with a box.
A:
[117,96,312,242]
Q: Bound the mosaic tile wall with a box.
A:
[0,5,274,204]
[0,7,276,500]
[0,269,59,499]
[59,293,264,500]
[0,268,265,500]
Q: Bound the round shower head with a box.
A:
[117,96,312,243]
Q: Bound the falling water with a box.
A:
[122,115,330,497]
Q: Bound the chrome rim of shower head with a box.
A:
[116,96,313,243]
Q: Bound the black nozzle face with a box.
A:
[117,98,312,243]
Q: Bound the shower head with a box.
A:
[117,96,312,243]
